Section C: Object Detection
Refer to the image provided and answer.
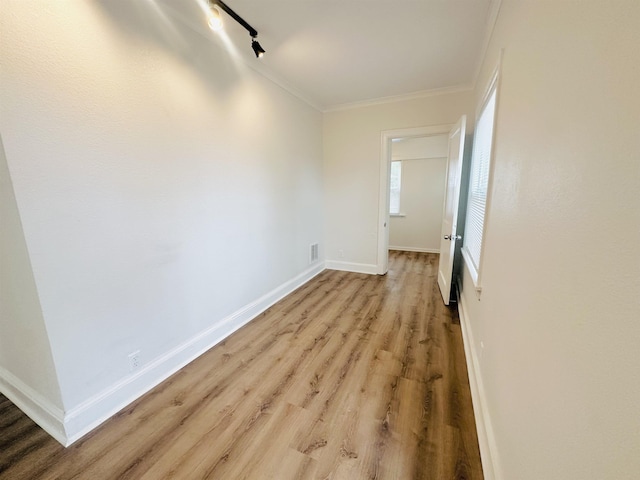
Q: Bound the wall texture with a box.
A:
[0,1,324,443]
[323,91,474,270]
[459,1,640,479]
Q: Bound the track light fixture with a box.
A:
[208,0,266,59]
[251,37,266,58]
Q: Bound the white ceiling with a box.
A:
[159,0,498,111]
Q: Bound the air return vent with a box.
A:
[309,243,319,263]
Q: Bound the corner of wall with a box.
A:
[0,367,67,445]
[0,133,67,443]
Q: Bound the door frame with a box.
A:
[377,124,455,274]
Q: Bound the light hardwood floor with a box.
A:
[0,251,483,480]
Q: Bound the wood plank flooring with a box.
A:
[0,251,483,480]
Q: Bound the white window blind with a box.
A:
[389,161,402,215]
[463,84,497,283]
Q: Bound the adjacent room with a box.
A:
[388,134,449,255]
[1,1,638,479]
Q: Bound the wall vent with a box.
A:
[309,243,319,263]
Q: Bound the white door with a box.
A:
[437,115,467,305]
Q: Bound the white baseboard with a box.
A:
[389,246,440,254]
[0,367,66,445]
[457,286,501,480]
[43,262,326,446]
[325,260,378,275]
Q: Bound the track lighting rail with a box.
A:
[208,0,265,57]
[212,0,258,38]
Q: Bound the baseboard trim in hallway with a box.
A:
[325,260,378,274]
[12,261,327,447]
[65,261,327,447]
[457,285,501,480]
[0,367,66,445]
[1,252,483,479]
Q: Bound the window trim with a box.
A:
[462,62,501,295]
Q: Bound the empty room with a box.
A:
[1,1,638,479]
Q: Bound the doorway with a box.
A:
[387,134,449,254]
[378,124,454,274]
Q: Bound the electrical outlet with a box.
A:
[128,350,140,372]
[339,249,344,259]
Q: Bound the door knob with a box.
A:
[444,234,462,241]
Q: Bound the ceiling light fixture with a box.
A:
[207,6,223,31]
[208,0,266,59]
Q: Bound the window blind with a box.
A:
[463,87,497,279]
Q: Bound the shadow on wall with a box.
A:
[0,133,65,410]
[89,0,242,95]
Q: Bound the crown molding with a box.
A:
[156,0,503,115]
[158,1,324,112]
[322,84,474,113]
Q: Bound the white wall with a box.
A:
[324,91,474,271]
[390,135,448,160]
[458,1,640,479]
[0,1,324,443]
[0,133,64,416]
[389,135,448,252]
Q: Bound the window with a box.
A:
[389,161,402,215]
[462,72,498,289]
